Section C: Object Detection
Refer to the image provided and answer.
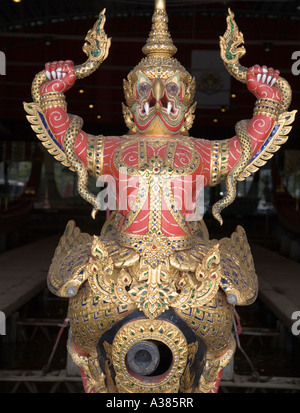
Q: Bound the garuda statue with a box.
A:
[24,0,296,393]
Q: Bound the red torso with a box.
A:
[101,136,212,237]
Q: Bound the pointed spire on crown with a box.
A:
[142,0,177,58]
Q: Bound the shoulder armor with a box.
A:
[48,221,92,297]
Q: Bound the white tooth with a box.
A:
[144,102,150,115]
[262,68,268,73]
[261,74,267,83]
[56,70,62,79]
[270,78,277,86]
[266,75,272,84]
[46,70,51,80]
[167,102,172,115]
[256,74,261,82]
[51,70,57,79]
[62,73,66,78]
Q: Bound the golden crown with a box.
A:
[130,0,191,79]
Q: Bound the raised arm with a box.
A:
[39,60,89,165]
[24,9,111,190]
[23,9,124,218]
[208,65,281,186]
[209,8,296,224]
[209,63,296,225]
[228,65,281,169]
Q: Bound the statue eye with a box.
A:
[138,82,151,96]
[166,82,179,96]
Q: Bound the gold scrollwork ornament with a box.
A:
[111,319,188,393]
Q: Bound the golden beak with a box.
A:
[152,77,165,103]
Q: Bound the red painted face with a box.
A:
[132,71,187,135]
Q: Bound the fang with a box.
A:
[144,102,150,115]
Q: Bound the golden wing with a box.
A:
[238,110,297,181]
[218,225,258,305]
[48,221,92,297]
[24,101,74,171]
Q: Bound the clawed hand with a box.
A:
[40,60,76,95]
[255,66,278,86]
[247,65,281,101]
[45,60,74,80]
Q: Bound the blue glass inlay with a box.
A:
[249,124,279,163]
[38,111,64,152]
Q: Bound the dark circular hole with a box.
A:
[134,349,152,365]
[126,341,160,376]
[149,340,173,376]
[126,340,173,378]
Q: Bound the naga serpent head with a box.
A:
[219,8,246,66]
[82,9,111,66]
